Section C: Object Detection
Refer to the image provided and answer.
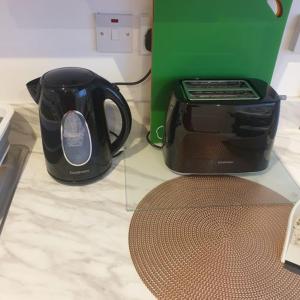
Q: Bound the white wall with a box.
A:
[272,0,300,97]
[0,0,152,103]
[0,0,300,103]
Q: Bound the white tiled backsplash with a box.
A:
[272,0,300,97]
[0,0,152,103]
[1,0,300,103]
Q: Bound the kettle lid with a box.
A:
[42,67,96,88]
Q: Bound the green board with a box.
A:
[151,0,293,143]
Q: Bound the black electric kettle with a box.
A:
[26,67,132,183]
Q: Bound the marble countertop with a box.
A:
[0,102,154,300]
[274,100,300,187]
[0,99,299,300]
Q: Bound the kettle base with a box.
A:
[46,164,112,186]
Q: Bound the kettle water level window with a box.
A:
[61,111,92,167]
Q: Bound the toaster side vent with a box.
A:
[182,80,260,101]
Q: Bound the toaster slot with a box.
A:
[188,90,259,100]
[182,80,260,101]
[184,80,249,90]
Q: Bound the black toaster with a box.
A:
[163,79,282,174]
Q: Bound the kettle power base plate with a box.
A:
[129,176,300,299]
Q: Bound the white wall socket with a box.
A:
[291,16,300,54]
[140,15,151,56]
[96,13,133,53]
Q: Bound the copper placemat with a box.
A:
[129,176,300,299]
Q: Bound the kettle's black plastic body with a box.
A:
[27,67,132,183]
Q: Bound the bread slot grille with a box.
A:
[182,80,260,101]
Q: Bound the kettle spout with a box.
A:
[26,77,41,104]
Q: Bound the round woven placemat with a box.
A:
[129,176,300,300]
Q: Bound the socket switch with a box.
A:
[96,13,133,53]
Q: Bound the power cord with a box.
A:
[114,28,152,87]
[113,28,153,151]
[111,129,164,157]
[114,69,151,86]
[146,131,164,149]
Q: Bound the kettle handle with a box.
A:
[103,85,132,155]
